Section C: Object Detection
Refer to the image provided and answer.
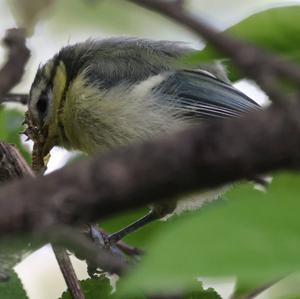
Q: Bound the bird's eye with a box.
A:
[36,96,48,115]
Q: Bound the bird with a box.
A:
[26,37,260,243]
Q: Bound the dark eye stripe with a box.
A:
[36,96,48,115]
[35,58,60,119]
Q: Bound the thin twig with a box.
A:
[46,226,127,276]
[99,228,144,256]
[1,93,28,105]
[52,246,85,299]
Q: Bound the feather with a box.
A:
[156,69,260,120]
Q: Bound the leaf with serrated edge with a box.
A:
[119,173,300,295]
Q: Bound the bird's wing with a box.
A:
[155,69,260,119]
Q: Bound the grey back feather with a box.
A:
[156,70,259,119]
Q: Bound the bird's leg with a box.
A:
[107,210,160,244]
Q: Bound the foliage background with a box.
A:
[1,0,300,299]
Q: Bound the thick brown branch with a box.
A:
[0,29,30,100]
[0,142,33,182]
[0,102,299,235]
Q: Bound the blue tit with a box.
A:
[26,38,259,243]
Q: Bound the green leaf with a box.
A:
[59,276,112,299]
[58,275,222,299]
[0,235,33,280]
[119,173,300,295]
[276,296,300,299]
[231,279,272,299]
[0,270,28,299]
[183,5,300,81]
[116,279,221,299]
[184,287,222,299]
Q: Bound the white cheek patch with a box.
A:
[30,80,46,107]
[29,79,47,123]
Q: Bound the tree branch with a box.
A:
[51,246,86,299]
[0,142,33,182]
[0,29,30,100]
[1,93,28,105]
[0,101,299,235]
[0,4,298,298]
[45,226,127,276]
[128,0,300,101]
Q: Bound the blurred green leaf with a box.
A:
[60,276,112,299]
[118,173,300,295]
[260,274,300,299]
[231,278,275,299]
[51,0,135,31]
[60,276,222,299]
[231,280,257,299]
[0,107,31,164]
[0,234,32,280]
[183,5,300,81]
[0,270,28,299]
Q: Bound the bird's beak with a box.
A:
[31,124,54,175]
[23,110,55,174]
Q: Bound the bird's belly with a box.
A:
[162,185,229,220]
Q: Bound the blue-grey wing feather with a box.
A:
[156,70,260,119]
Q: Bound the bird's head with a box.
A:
[25,57,68,171]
